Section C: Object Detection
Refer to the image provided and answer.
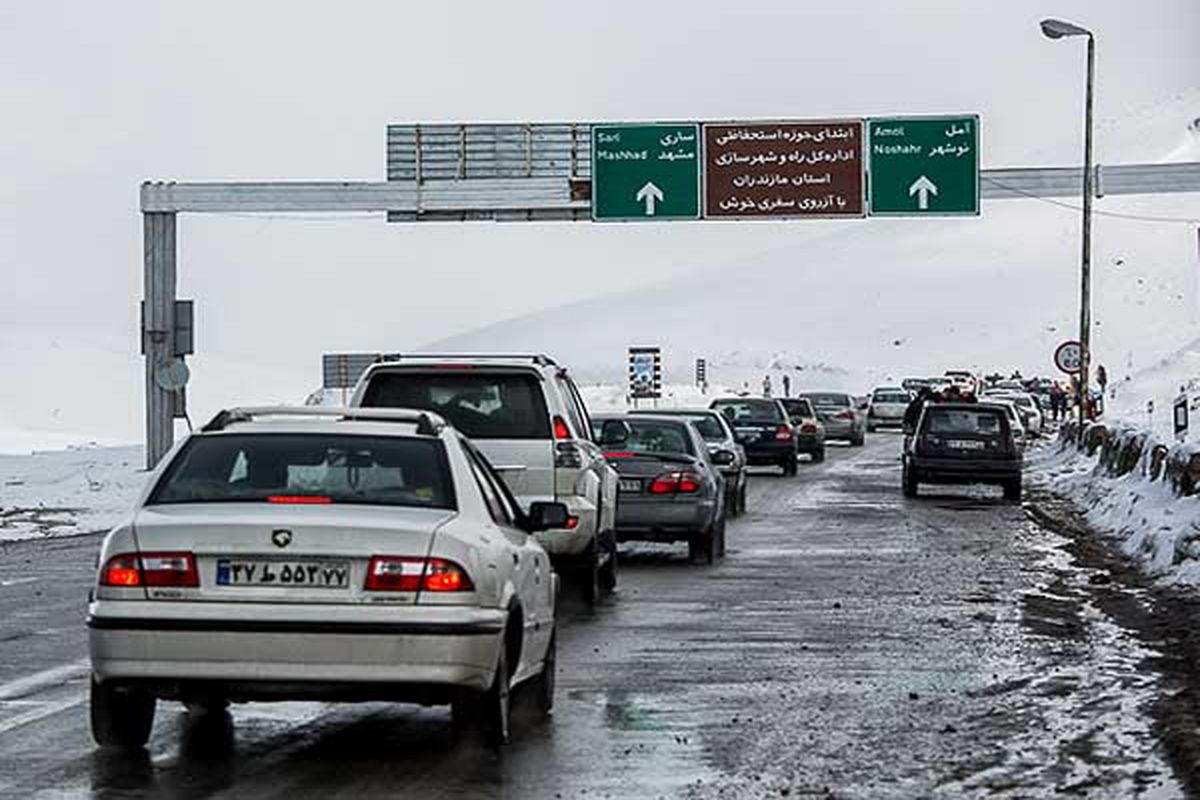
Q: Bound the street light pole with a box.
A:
[1041,18,1096,443]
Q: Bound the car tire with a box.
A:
[90,676,156,749]
[715,514,727,558]
[529,630,556,718]
[1003,479,1023,502]
[725,487,740,518]
[867,424,876,433]
[852,432,865,447]
[737,481,748,515]
[599,536,618,594]
[580,543,602,606]
[813,447,826,463]
[478,639,512,747]
[902,467,919,499]
[782,457,798,477]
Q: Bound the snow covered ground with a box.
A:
[0,445,144,542]
[1028,437,1200,587]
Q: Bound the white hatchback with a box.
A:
[88,406,560,748]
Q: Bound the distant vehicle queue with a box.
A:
[87,353,1071,753]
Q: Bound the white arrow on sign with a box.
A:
[636,181,664,216]
[908,175,938,210]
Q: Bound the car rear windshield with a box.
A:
[873,392,910,404]
[802,393,850,408]
[360,371,550,440]
[711,399,784,423]
[148,433,456,509]
[924,409,1004,435]
[779,398,815,418]
[622,420,696,456]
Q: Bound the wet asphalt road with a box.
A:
[0,433,1187,799]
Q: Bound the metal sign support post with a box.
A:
[143,212,178,470]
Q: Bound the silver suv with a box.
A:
[351,354,618,603]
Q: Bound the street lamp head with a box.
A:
[1041,18,1092,39]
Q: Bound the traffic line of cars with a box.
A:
[86,355,849,752]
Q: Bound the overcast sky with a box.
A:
[1,1,1197,437]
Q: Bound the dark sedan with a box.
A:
[709,398,798,476]
[594,415,727,563]
[635,408,748,516]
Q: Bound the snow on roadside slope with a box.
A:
[1028,437,1200,587]
[0,445,144,541]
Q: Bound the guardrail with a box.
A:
[1058,421,1200,496]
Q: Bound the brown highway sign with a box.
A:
[703,120,865,218]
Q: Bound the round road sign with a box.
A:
[1054,341,1082,374]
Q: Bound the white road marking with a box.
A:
[0,659,89,701]
[0,691,86,736]
[0,577,38,588]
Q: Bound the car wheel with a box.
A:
[902,467,919,499]
[91,676,156,748]
[725,487,740,518]
[714,514,727,558]
[853,433,865,447]
[782,458,798,477]
[739,481,748,515]
[599,536,618,594]
[479,639,512,746]
[1003,479,1023,502]
[580,543,602,606]
[529,630,556,718]
[813,447,826,463]
[867,424,876,433]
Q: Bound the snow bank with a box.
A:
[1029,425,1200,587]
[0,445,144,541]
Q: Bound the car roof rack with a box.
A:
[373,353,558,367]
[200,406,445,436]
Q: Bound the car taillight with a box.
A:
[775,424,793,441]
[101,552,198,587]
[555,441,583,468]
[604,451,635,459]
[649,471,703,494]
[836,411,855,421]
[365,557,474,592]
[553,415,571,440]
[801,423,818,434]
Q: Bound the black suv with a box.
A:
[902,402,1022,501]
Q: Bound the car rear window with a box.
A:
[874,392,910,404]
[360,372,550,440]
[148,434,456,509]
[622,420,696,456]
[780,398,815,418]
[802,393,850,408]
[924,409,1003,435]
[711,399,784,423]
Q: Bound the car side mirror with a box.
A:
[711,450,736,466]
[598,419,631,447]
[526,501,570,533]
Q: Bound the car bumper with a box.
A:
[615,498,716,540]
[796,433,823,452]
[868,414,904,427]
[821,420,856,440]
[909,455,1022,483]
[89,601,505,694]
[739,441,796,464]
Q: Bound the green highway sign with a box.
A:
[592,123,700,221]
[867,116,979,216]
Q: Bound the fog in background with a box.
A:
[1,1,1197,441]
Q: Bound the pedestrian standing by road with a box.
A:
[782,374,791,398]
[763,375,772,397]
[1049,384,1065,421]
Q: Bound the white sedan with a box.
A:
[88,406,559,748]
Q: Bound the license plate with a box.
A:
[215,559,350,588]
[947,439,985,450]
[619,478,641,493]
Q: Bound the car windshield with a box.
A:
[780,398,815,418]
[148,433,456,509]
[360,372,550,439]
[711,399,784,423]
[640,411,728,440]
[925,409,1003,435]
[873,392,910,404]
[621,420,696,456]
[802,393,850,408]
